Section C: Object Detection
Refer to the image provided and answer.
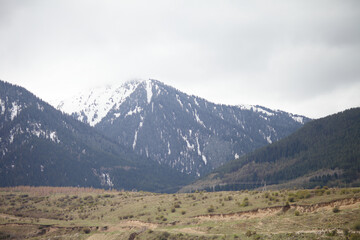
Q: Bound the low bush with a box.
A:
[245,230,256,237]
[207,205,215,213]
[333,206,340,213]
[353,221,360,231]
[240,197,249,207]
[350,233,360,240]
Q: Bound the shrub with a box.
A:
[333,206,340,213]
[296,190,311,199]
[245,230,255,237]
[240,197,249,207]
[326,229,337,236]
[284,201,290,209]
[353,221,360,231]
[288,196,295,202]
[207,205,215,213]
[315,189,325,196]
[181,210,186,215]
[253,235,261,240]
[159,232,170,240]
[350,233,360,240]
[294,210,300,216]
[353,189,360,194]
[83,228,91,234]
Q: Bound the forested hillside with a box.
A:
[181,108,360,192]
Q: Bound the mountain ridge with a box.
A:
[58,79,310,176]
[0,79,192,192]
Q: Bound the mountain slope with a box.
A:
[58,79,310,176]
[181,108,360,192]
[0,80,192,192]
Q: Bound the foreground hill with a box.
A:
[0,186,359,239]
[58,79,310,176]
[0,80,191,192]
[181,108,360,192]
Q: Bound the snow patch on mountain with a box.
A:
[195,135,201,156]
[0,99,5,115]
[176,94,183,108]
[58,81,141,126]
[194,109,206,128]
[291,115,304,124]
[238,104,275,116]
[37,102,44,111]
[126,106,143,117]
[49,131,60,143]
[237,104,253,111]
[145,79,153,103]
[27,122,60,143]
[180,131,194,151]
[202,155,207,165]
[133,116,144,150]
[167,141,171,155]
[10,102,21,121]
[92,169,114,187]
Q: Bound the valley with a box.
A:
[0,186,360,239]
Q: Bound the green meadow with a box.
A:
[0,186,359,239]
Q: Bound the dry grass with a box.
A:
[0,187,359,239]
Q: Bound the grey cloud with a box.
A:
[0,0,359,118]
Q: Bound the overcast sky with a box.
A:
[1,0,359,118]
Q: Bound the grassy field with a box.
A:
[0,186,360,239]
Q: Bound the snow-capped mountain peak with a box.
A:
[57,79,310,176]
[57,80,152,126]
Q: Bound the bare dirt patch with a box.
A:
[293,197,360,213]
[107,220,158,232]
[195,197,360,221]
[172,227,207,235]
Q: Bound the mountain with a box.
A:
[180,108,360,192]
[0,80,192,192]
[58,79,310,177]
